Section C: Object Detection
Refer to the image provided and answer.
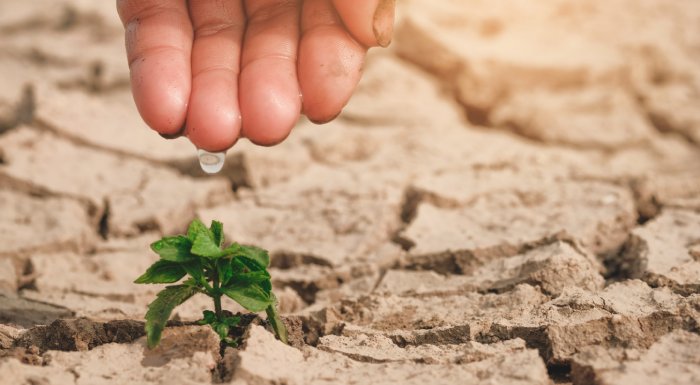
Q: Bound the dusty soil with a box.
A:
[1,0,700,384]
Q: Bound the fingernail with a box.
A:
[158,124,186,139]
[373,0,396,47]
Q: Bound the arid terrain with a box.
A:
[1,0,700,384]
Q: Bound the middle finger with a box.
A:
[239,0,302,146]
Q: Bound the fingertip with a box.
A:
[332,0,395,48]
[240,86,299,146]
[308,110,341,125]
[185,111,241,152]
[130,56,190,135]
[299,27,365,124]
[185,72,242,151]
[245,125,294,147]
[120,0,193,136]
[239,61,301,146]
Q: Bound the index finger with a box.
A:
[117,0,193,135]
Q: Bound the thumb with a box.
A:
[332,0,396,48]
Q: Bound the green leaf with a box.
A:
[214,323,230,341]
[199,310,216,325]
[230,271,271,286]
[191,231,223,258]
[150,236,194,262]
[182,277,200,288]
[222,316,241,327]
[265,295,288,344]
[210,220,224,247]
[230,256,247,274]
[134,260,186,284]
[181,258,204,282]
[240,245,270,269]
[260,278,272,293]
[221,243,243,257]
[187,219,210,242]
[217,258,234,286]
[223,244,270,270]
[145,285,197,348]
[222,282,272,312]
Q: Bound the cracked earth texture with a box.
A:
[1,0,699,384]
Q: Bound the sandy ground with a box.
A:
[1,0,700,384]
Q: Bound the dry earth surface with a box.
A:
[1,0,700,384]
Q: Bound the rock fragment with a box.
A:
[493,280,694,365]
[15,318,145,352]
[622,209,700,295]
[1,325,219,385]
[403,171,636,271]
[0,293,73,328]
[325,280,695,366]
[231,325,552,385]
[571,330,700,385]
[332,284,549,339]
[632,170,700,219]
[0,324,20,349]
[318,332,527,364]
[381,240,603,296]
[0,189,94,257]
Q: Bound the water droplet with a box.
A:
[197,149,225,174]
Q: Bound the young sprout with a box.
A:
[134,219,287,348]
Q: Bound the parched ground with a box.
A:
[1,1,700,384]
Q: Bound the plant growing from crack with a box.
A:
[134,219,287,348]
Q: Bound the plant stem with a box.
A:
[214,294,222,319]
[200,278,214,293]
[212,268,222,319]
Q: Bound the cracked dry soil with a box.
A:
[1,1,700,384]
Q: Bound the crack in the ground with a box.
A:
[97,198,110,240]
[16,259,37,292]
[547,364,572,384]
[31,116,166,162]
[400,231,584,275]
[55,61,130,95]
[389,186,423,251]
[30,117,196,178]
[269,252,334,270]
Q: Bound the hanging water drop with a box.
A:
[197,149,225,174]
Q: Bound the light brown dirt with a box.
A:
[0,0,699,384]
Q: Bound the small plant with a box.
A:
[134,219,287,348]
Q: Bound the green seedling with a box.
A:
[134,219,287,348]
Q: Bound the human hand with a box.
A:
[117,0,395,151]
